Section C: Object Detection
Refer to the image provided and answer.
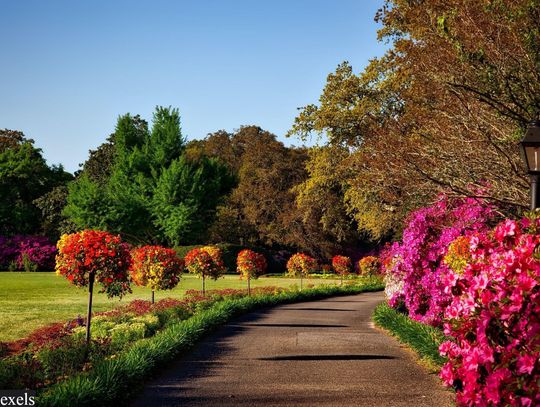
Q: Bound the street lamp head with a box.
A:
[520,119,540,174]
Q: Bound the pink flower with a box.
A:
[516,354,537,375]
[494,219,519,242]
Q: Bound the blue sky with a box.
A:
[1,0,387,173]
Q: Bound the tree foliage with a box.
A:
[65,107,233,245]
[289,0,540,238]
[189,126,359,258]
[0,129,72,236]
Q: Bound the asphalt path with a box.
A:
[131,291,455,406]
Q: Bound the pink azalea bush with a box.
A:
[383,192,540,406]
[439,217,540,406]
[382,193,496,326]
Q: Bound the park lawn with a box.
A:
[0,272,342,341]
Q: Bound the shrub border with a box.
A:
[38,282,383,406]
[371,302,448,371]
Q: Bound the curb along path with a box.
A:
[132,291,455,406]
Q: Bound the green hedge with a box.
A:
[38,281,383,406]
[372,302,447,370]
[174,243,289,274]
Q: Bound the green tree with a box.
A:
[65,107,232,245]
[153,156,234,245]
[0,129,72,235]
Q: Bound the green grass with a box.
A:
[37,282,383,407]
[0,272,346,341]
[372,302,448,370]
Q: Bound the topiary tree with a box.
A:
[184,245,225,294]
[357,255,380,276]
[287,253,317,290]
[236,249,267,295]
[332,255,352,285]
[55,230,131,347]
[130,245,184,303]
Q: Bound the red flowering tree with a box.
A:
[287,253,317,290]
[55,230,131,345]
[236,249,267,295]
[332,255,352,285]
[184,246,225,294]
[130,245,184,303]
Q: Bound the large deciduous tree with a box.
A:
[289,0,540,238]
[0,129,72,236]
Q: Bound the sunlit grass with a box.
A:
[0,272,343,341]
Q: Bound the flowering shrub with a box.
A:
[184,246,226,280]
[381,193,496,326]
[438,217,540,406]
[55,230,132,298]
[130,245,183,292]
[357,256,380,276]
[332,255,352,276]
[287,253,317,277]
[236,249,267,280]
[0,235,56,271]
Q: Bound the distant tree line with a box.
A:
[0,108,368,259]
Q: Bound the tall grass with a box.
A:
[372,302,447,370]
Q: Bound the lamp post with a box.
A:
[519,119,540,210]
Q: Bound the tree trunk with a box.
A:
[151,290,155,304]
[85,272,95,354]
[247,277,251,296]
[202,276,206,295]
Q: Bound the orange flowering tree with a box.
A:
[332,255,352,284]
[358,255,380,276]
[130,245,184,303]
[287,253,317,289]
[184,246,225,294]
[55,230,131,345]
[236,249,267,295]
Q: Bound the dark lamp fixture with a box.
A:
[520,119,540,210]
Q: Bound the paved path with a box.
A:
[132,292,455,406]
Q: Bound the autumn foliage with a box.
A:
[55,230,131,298]
[130,245,183,291]
[236,249,267,280]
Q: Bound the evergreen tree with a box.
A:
[65,106,233,245]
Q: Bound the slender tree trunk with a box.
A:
[85,272,95,357]
[300,275,303,290]
[202,276,206,295]
[247,277,251,296]
[341,274,343,286]
[151,290,155,304]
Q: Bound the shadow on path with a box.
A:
[259,354,397,361]
[241,323,349,328]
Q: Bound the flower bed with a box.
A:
[0,235,57,271]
